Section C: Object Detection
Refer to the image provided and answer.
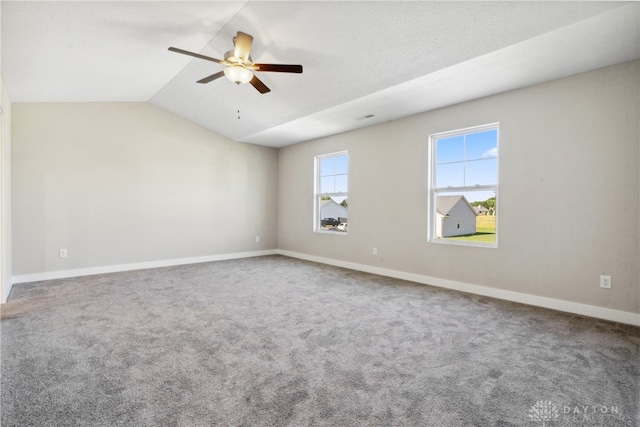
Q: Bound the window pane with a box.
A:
[434,191,496,244]
[435,162,464,188]
[320,157,335,176]
[320,176,334,193]
[319,197,348,232]
[465,129,498,160]
[335,174,348,193]
[334,155,348,174]
[436,135,464,163]
[465,158,497,186]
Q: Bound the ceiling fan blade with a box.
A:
[168,47,224,64]
[234,31,254,62]
[197,71,225,84]
[254,64,303,73]
[249,75,271,94]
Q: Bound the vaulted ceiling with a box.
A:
[2,1,638,147]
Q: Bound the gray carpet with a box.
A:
[1,255,638,426]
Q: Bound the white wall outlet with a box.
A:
[59,248,68,258]
[600,275,611,289]
[372,247,378,256]
[255,236,260,243]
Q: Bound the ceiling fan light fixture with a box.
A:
[224,66,253,85]
[168,31,302,94]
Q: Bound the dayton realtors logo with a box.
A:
[562,404,630,424]
[529,400,634,425]
[528,400,560,426]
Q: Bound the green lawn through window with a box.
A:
[448,216,496,244]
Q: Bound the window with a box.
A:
[428,124,498,246]
[315,151,348,233]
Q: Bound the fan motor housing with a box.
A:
[224,50,253,66]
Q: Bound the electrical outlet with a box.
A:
[59,248,68,258]
[372,247,378,256]
[600,275,611,289]
[255,236,260,243]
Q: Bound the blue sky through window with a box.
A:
[320,154,348,194]
[434,129,497,201]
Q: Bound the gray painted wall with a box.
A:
[278,60,639,314]
[12,103,278,275]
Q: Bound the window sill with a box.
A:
[315,229,348,236]
[429,238,497,248]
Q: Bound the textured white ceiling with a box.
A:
[2,1,639,147]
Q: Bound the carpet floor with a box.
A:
[1,255,638,426]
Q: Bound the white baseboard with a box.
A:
[11,250,278,285]
[277,249,640,327]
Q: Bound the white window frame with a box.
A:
[314,151,348,234]
[428,123,499,248]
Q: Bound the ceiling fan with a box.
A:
[168,31,303,94]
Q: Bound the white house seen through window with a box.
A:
[315,152,348,233]
[429,124,498,246]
